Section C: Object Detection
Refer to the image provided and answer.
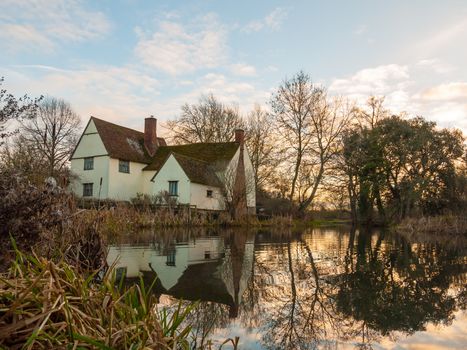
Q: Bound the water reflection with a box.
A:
[107,227,467,349]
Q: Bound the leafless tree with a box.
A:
[20,97,81,177]
[271,72,354,214]
[245,104,282,189]
[167,94,244,144]
[296,97,355,213]
[271,71,322,202]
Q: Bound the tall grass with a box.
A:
[0,242,196,349]
[396,215,467,248]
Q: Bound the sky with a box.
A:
[1,0,466,135]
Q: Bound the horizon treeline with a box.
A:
[1,72,466,224]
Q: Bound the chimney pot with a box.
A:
[144,116,158,156]
[234,129,245,144]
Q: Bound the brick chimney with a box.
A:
[144,116,158,156]
[234,129,245,145]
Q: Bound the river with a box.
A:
[107,226,467,349]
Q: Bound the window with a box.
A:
[166,248,176,266]
[83,183,93,197]
[84,157,94,170]
[206,189,213,198]
[119,160,130,173]
[204,251,211,259]
[169,181,178,196]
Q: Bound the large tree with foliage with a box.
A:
[342,114,465,223]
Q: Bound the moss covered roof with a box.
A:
[171,153,223,187]
[143,142,239,171]
[92,117,167,164]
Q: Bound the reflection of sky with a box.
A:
[207,311,467,349]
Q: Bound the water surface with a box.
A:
[107,227,467,349]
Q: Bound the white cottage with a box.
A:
[70,116,255,214]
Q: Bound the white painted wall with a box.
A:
[191,183,224,210]
[70,120,110,199]
[70,156,110,199]
[151,154,191,204]
[107,158,147,201]
[72,120,107,158]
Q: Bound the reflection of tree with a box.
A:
[336,228,465,346]
[260,233,343,349]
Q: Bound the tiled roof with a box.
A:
[143,142,239,171]
[171,153,223,187]
[91,117,166,164]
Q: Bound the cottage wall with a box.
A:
[151,154,191,204]
[107,159,147,201]
[190,183,224,210]
[70,156,110,199]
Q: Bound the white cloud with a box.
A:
[0,24,54,52]
[416,58,454,74]
[0,0,111,52]
[418,82,467,101]
[242,8,288,33]
[329,64,467,133]
[354,24,367,35]
[329,64,410,101]
[230,63,257,77]
[134,13,227,75]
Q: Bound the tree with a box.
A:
[0,77,41,145]
[270,71,323,203]
[245,104,281,189]
[342,113,465,223]
[271,72,353,213]
[20,97,81,177]
[167,94,244,144]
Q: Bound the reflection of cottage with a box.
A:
[70,117,255,213]
[107,233,254,317]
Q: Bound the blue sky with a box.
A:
[1,0,466,134]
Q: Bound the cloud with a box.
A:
[0,0,111,52]
[418,82,467,101]
[329,64,410,102]
[134,13,227,75]
[416,58,454,74]
[0,24,54,52]
[354,24,367,35]
[242,7,288,33]
[230,63,257,77]
[329,63,467,133]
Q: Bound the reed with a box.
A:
[396,215,467,247]
[0,242,195,349]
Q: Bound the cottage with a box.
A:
[70,116,255,214]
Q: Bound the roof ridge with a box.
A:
[92,116,144,136]
[170,151,212,165]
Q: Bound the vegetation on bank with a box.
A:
[396,215,467,247]
[0,242,200,349]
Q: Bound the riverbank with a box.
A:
[395,215,467,248]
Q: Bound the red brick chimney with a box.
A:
[234,129,245,145]
[144,116,158,156]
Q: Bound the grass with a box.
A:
[0,241,196,349]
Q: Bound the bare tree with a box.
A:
[167,94,244,144]
[296,97,354,213]
[270,71,324,202]
[245,104,282,189]
[21,97,81,177]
